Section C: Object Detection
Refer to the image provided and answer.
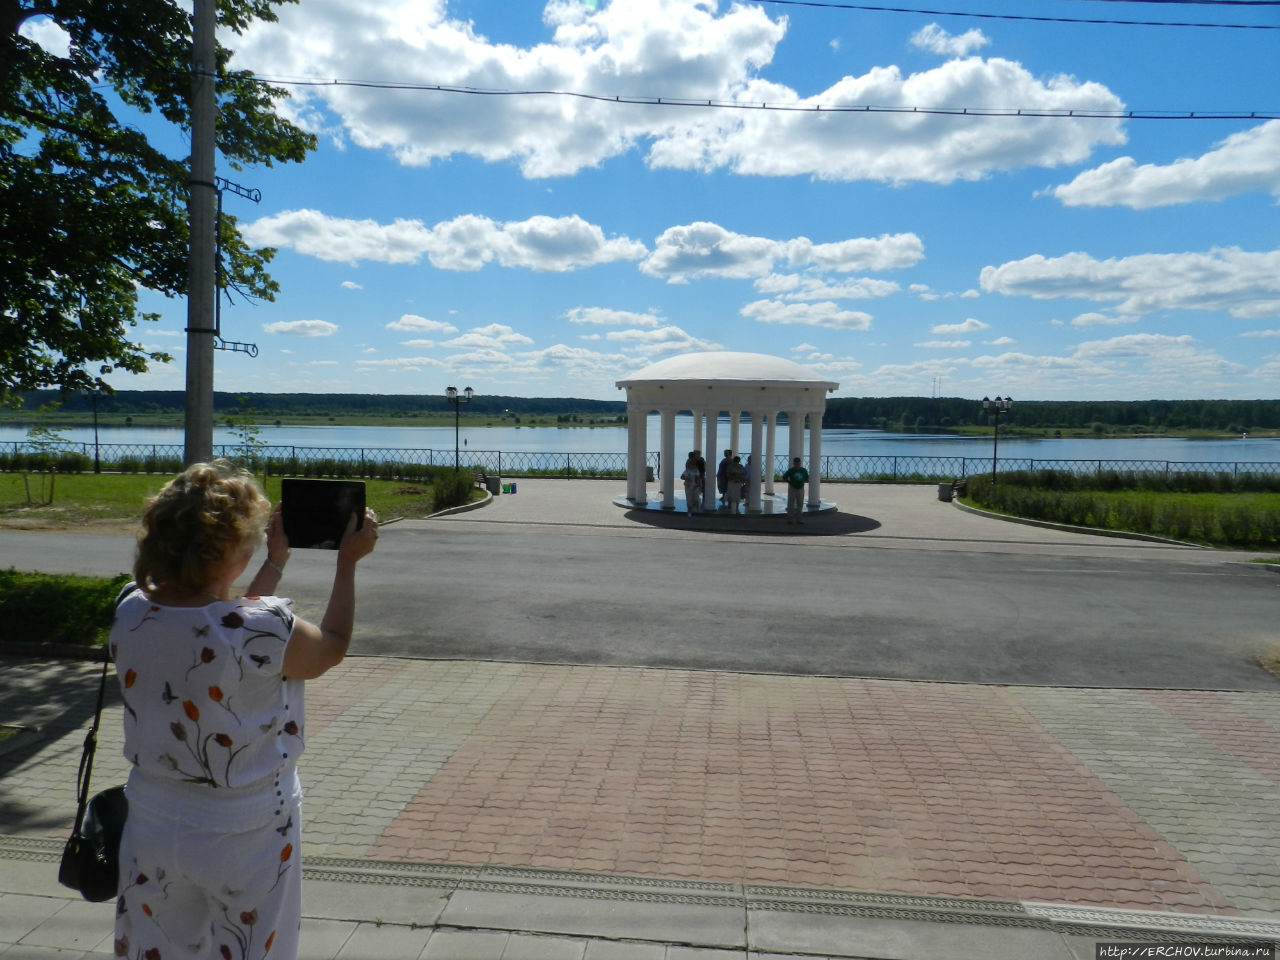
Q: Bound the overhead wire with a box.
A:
[742,0,1280,28]
[244,74,1279,121]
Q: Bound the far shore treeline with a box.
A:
[6,391,1280,434]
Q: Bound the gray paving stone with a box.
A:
[748,911,1079,960]
[582,941,667,960]
[421,929,509,960]
[298,918,357,960]
[15,901,112,954]
[440,890,747,949]
[334,921,434,959]
[499,932,587,959]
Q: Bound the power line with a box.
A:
[248,74,1279,120]
[1059,1,1280,5]
[743,0,1280,28]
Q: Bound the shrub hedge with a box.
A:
[0,569,132,647]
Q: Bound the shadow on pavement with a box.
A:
[623,508,882,537]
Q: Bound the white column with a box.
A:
[660,408,677,509]
[632,405,648,502]
[807,409,823,507]
[703,409,718,512]
[625,402,639,500]
[747,410,764,512]
[786,410,803,462]
[729,409,741,456]
[764,411,777,497]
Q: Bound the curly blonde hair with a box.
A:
[134,460,270,595]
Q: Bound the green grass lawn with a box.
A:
[961,483,1280,548]
[0,472,473,528]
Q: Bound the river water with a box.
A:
[2,416,1277,466]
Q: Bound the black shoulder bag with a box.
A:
[58,586,135,902]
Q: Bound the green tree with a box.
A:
[1,0,315,406]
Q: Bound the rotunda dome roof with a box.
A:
[617,351,837,388]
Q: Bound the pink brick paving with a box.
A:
[1143,690,1280,786]
[365,664,1233,914]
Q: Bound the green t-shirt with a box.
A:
[784,466,808,489]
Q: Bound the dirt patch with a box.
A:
[0,516,137,535]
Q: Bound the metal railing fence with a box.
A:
[2,441,1279,481]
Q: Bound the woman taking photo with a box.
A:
[110,460,378,960]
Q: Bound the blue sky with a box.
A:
[26,0,1280,401]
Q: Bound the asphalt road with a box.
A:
[5,521,1277,690]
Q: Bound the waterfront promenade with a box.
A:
[2,482,1278,958]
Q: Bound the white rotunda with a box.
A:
[615,352,840,514]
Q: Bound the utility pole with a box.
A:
[184,0,217,465]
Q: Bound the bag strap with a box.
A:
[71,581,140,834]
[70,654,110,836]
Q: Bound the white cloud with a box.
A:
[754,274,899,301]
[565,307,662,327]
[986,336,1015,346]
[398,339,436,348]
[980,246,1280,319]
[340,280,363,290]
[231,0,1122,184]
[740,300,874,330]
[262,319,339,337]
[931,318,989,334]
[646,59,1125,185]
[642,222,922,283]
[355,356,445,370]
[603,325,721,356]
[911,284,979,302]
[915,340,970,349]
[385,314,458,334]
[1241,329,1280,338]
[1072,333,1244,381]
[443,324,535,349]
[243,209,647,271]
[1047,120,1280,209]
[1071,312,1137,327]
[910,23,989,58]
[18,15,71,58]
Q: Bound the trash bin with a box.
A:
[645,466,654,482]
[485,475,501,494]
[502,483,511,494]
[510,481,517,494]
[937,482,953,502]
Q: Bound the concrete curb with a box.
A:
[952,497,1208,548]
[425,489,493,519]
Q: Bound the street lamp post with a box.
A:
[982,395,1012,481]
[445,386,474,470]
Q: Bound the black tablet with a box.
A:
[280,479,365,549]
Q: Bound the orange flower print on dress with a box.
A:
[264,930,276,953]
[124,669,137,688]
[280,843,292,863]
[214,733,233,748]
[209,685,224,702]
[183,701,200,722]
[145,949,160,960]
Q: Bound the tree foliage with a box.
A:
[823,396,1280,432]
[0,0,315,405]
